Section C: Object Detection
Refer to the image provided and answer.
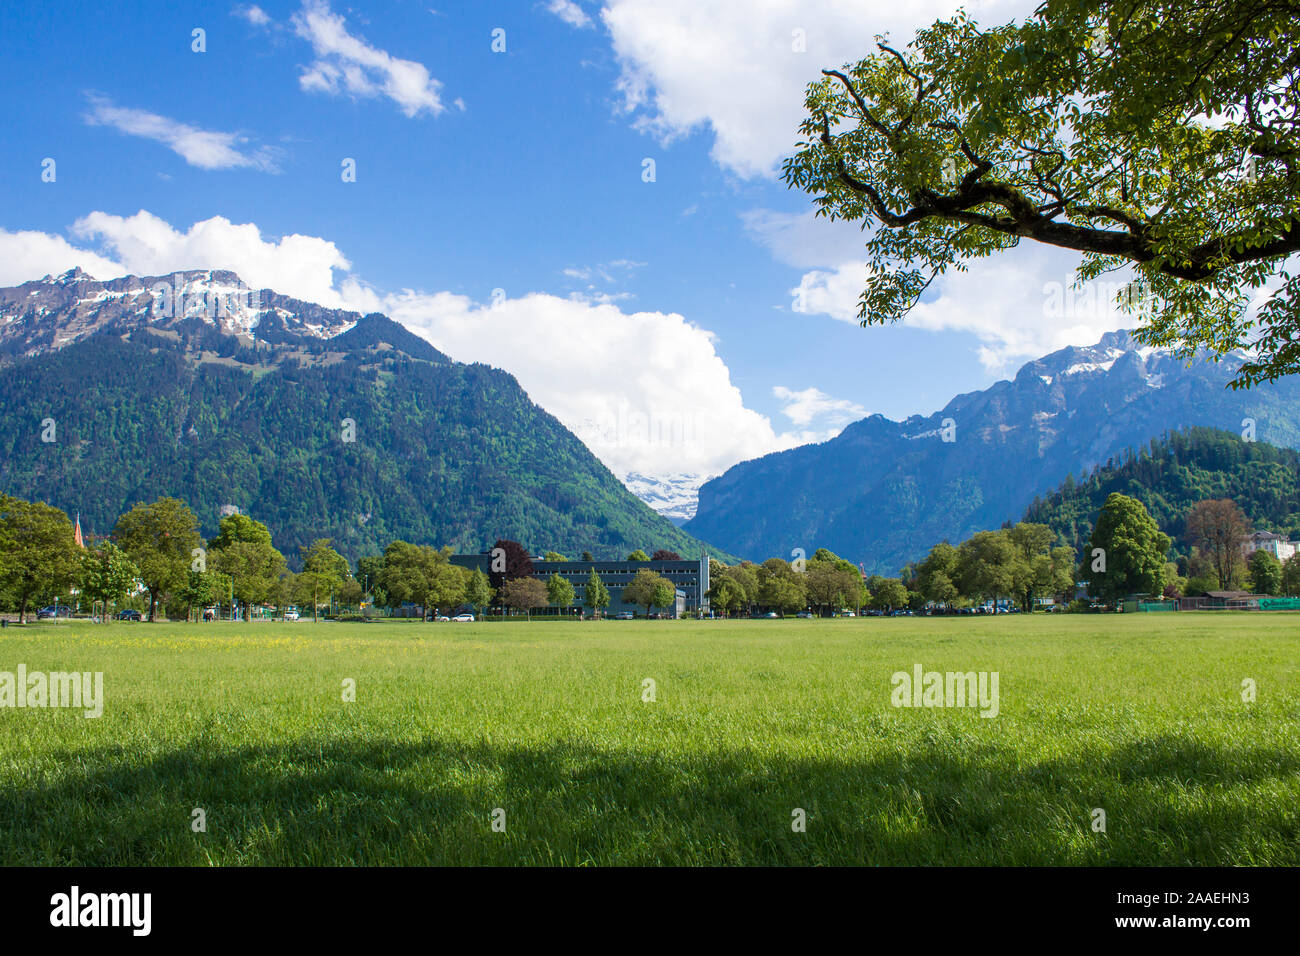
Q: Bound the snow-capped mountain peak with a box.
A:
[0,268,359,360]
[621,471,712,524]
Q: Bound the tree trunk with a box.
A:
[18,595,28,625]
[148,589,159,622]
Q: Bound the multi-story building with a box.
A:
[1242,531,1298,563]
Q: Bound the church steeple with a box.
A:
[74,512,84,549]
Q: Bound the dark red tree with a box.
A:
[489,538,534,590]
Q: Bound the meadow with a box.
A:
[1,614,1296,866]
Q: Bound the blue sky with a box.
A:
[0,0,1135,496]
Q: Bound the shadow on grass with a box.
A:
[2,734,1296,865]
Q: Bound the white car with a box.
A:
[283,610,300,621]
[451,613,475,622]
[435,615,450,622]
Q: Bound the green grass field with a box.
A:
[1,615,1296,865]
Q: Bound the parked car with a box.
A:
[116,609,142,621]
[283,609,300,621]
[451,613,475,622]
[614,611,634,620]
[37,605,73,619]
[796,611,814,618]
[434,615,450,622]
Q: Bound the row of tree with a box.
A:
[0,493,694,622]
[703,493,1289,617]
[7,488,1288,624]
[703,526,1075,618]
[707,550,868,616]
[0,493,363,623]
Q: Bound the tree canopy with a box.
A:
[1185,499,1252,589]
[784,0,1300,387]
[300,538,350,622]
[804,551,866,614]
[465,568,495,617]
[209,514,286,620]
[0,494,80,623]
[545,572,576,610]
[114,497,202,621]
[1281,553,1300,596]
[583,568,610,618]
[490,539,534,590]
[78,540,139,623]
[499,576,547,619]
[378,541,464,621]
[758,558,809,615]
[1247,548,1283,595]
[622,568,676,617]
[1086,493,1171,600]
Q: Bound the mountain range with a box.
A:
[0,268,723,563]
[684,331,1300,572]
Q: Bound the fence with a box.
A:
[1257,597,1300,611]
[1137,600,1177,612]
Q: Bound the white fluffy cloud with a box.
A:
[68,210,358,308]
[293,0,445,117]
[600,0,1034,179]
[746,207,1134,373]
[781,248,1133,373]
[383,291,804,476]
[83,95,281,171]
[902,248,1140,372]
[742,208,865,270]
[791,262,868,322]
[0,229,123,287]
[773,385,867,429]
[233,5,271,27]
[4,211,868,480]
[546,0,593,29]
